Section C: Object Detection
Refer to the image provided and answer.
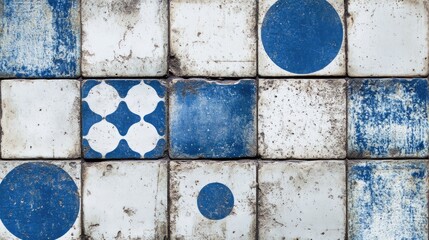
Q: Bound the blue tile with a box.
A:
[169,79,257,158]
[348,161,428,240]
[82,80,166,159]
[348,79,429,158]
[0,0,80,77]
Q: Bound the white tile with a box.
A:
[170,0,257,77]
[0,161,81,240]
[83,161,168,239]
[170,161,257,239]
[258,0,345,76]
[1,80,81,159]
[82,0,168,77]
[347,0,429,76]
[258,79,347,159]
[259,161,346,239]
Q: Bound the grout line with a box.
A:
[344,0,350,231]
[255,160,259,240]
[166,160,171,239]
[166,1,172,239]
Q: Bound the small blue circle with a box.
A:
[197,182,234,220]
[261,0,343,74]
[0,162,79,240]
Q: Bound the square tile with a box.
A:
[170,0,257,77]
[83,161,168,239]
[348,79,429,158]
[0,161,81,240]
[258,0,345,76]
[169,79,257,159]
[259,161,346,239]
[258,79,347,159]
[0,0,80,78]
[82,80,166,159]
[1,80,81,159]
[347,0,429,76]
[348,160,428,239]
[82,0,168,77]
[170,161,257,239]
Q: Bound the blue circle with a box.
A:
[197,182,234,220]
[261,0,343,74]
[0,163,79,240]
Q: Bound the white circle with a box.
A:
[124,82,162,116]
[125,121,161,156]
[84,82,121,117]
[85,120,122,157]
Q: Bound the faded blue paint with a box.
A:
[82,139,102,159]
[105,80,140,98]
[170,79,257,159]
[0,162,79,240]
[144,139,166,159]
[0,0,80,77]
[82,80,101,98]
[105,139,140,159]
[82,80,166,159]
[348,161,428,240]
[145,79,166,98]
[261,0,342,74]
[144,101,166,136]
[197,182,234,220]
[106,101,141,136]
[82,101,102,136]
[348,79,429,158]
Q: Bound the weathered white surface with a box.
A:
[258,0,345,76]
[0,161,81,240]
[259,161,346,239]
[347,0,429,76]
[1,80,80,159]
[258,79,346,159]
[82,0,168,77]
[170,0,257,77]
[83,161,168,239]
[170,161,257,239]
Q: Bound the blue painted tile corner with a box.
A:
[0,0,80,77]
[348,78,429,158]
[348,160,428,239]
[169,79,257,159]
[82,79,166,159]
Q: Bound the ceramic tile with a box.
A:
[82,79,166,159]
[0,161,81,239]
[82,0,168,77]
[170,161,257,239]
[0,0,80,77]
[83,161,168,239]
[169,79,257,159]
[170,0,257,77]
[1,80,81,159]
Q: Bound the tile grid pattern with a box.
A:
[0,0,428,239]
